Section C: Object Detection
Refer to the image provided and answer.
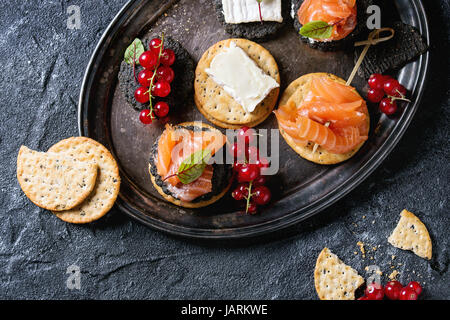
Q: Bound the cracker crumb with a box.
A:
[389,270,399,280]
[357,241,366,258]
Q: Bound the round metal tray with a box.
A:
[78,0,429,239]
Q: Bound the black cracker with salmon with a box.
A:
[213,0,292,42]
[355,21,429,79]
[292,0,373,51]
[118,37,195,111]
[149,125,233,203]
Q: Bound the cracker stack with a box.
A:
[17,137,120,224]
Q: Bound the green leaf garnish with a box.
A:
[176,149,212,184]
[299,20,333,39]
[124,38,144,65]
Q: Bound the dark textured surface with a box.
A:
[0,0,449,300]
[213,0,291,42]
[355,21,429,79]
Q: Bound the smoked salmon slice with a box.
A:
[155,124,226,201]
[298,0,357,41]
[274,75,368,154]
[298,98,366,128]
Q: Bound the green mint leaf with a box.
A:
[299,21,333,39]
[124,38,144,65]
[177,149,212,184]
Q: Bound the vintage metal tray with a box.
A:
[78,0,429,239]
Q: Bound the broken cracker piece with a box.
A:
[388,209,432,260]
[314,248,365,300]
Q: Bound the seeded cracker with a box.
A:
[388,209,432,260]
[314,248,364,300]
[17,146,98,211]
[277,73,369,164]
[195,38,280,129]
[48,137,121,224]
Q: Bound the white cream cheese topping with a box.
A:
[205,42,279,113]
[222,0,283,24]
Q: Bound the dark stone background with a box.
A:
[0,0,448,299]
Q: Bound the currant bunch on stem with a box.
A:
[229,126,271,215]
[132,33,176,124]
[367,73,410,116]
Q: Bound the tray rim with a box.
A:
[78,0,430,239]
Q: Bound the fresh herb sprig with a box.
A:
[124,38,145,82]
[299,19,343,39]
[163,148,212,185]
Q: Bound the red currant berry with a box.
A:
[229,143,245,161]
[357,295,369,300]
[406,281,422,296]
[247,202,258,214]
[246,146,260,163]
[237,126,255,145]
[399,287,418,300]
[238,164,261,182]
[368,73,385,90]
[156,66,175,83]
[256,157,270,169]
[379,98,397,115]
[137,69,154,87]
[365,282,384,300]
[384,281,403,300]
[233,162,243,172]
[149,38,163,54]
[383,78,400,96]
[160,48,175,66]
[367,88,385,103]
[134,86,149,104]
[152,81,171,97]
[154,101,169,118]
[139,50,158,69]
[391,84,407,98]
[253,186,271,205]
[231,188,244,201]
[253,175,267,186]
[237,183,249,198]
[139,109,153,124]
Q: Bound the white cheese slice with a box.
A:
[205,42,279,114]
[222,0,283,24]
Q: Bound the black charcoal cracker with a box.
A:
[292,0,372,51]
[355,21,428,79]
[213,0,291,42]
[149,125,233,203]
[118,37,195,111]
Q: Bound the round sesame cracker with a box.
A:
[48,137,121,224]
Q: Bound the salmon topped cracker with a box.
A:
[149,122,232,208]
[275,73,369,163]
[298,0,357,41]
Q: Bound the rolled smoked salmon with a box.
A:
[274,74,368,155]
